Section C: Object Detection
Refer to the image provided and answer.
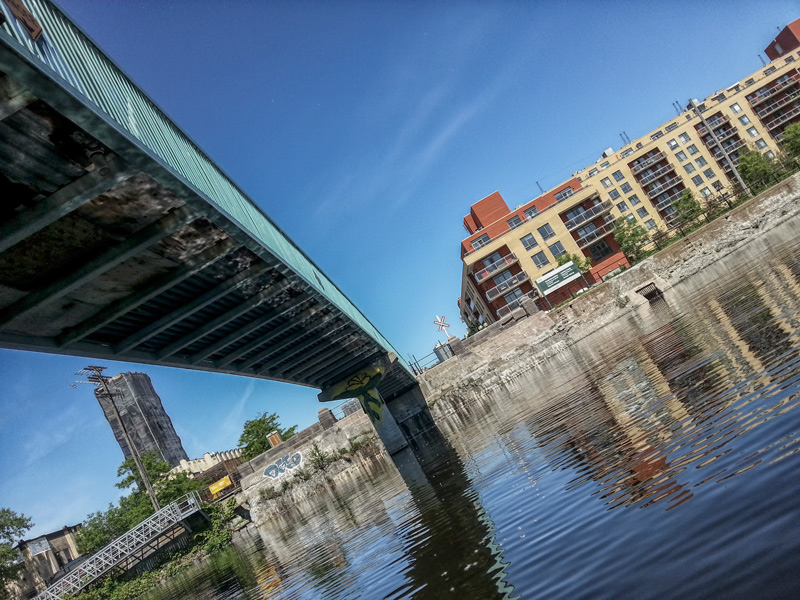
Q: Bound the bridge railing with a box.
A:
[35,492,202,600]
[0,0,409,373]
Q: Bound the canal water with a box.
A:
[146,221,800,599]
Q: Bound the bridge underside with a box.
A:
[0,47,413,397]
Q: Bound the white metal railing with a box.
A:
[765,105,800,130]
[647,176,683,199]
[474,253,518,282]
[706,128,738,146]
[35,493,202,599]
[757,89,800,118]
[639,163,675,185]
[697,115,730,135]
[485,271,530,300]
[631,152,665,174]
[562,201,612,231]
[748,76,799,106]
[713,139,746,158]
[496,290,539,318]
[656,190,683,211]
[577,222,615,249]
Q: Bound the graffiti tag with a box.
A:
[262,452,303,479]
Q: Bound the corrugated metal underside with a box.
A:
[0,62,414,397]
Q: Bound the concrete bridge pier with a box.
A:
[318,355,436,454]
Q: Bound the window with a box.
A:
[714,93,727,102]
[764,66,777,76]
[616,201,629,212]
[620,148,634,158]
[609,189,621,200]
[600,161,610,170]
[766,150,775,159]
[626,214,636,221]
[703,168,716,179]
[576,223,598,238]
[731,102,742,114]
[692,175,703,186]
[684,163,696,174]
[508,215,523,229]
[504,288,524,304]
[665,122,679,132]
[747,126,758,138]
[532,251,549,268]
[588,240,612,261]
[620,182,633,193]
[628,194,641,206]
[538,223,555,240]
[636,142,644,149]
[612,170,625,181]
[484,251,502,266]
[712,181,724,191]
[687,144,699,155]
[548,241,567,259]
[787,56,796,64]
[520,233,538,250]
[739,115,751,125]
[675,150,687,162]
[667,139,679,150]
[589,168,599,176]
[636,207,649,219]
[472,234,490,250]
[650,131,664,141]
[755,138,768,150]
[744,78,755,87]
[555,186,574,202]
[524,206,539,219]
[679,132,691,144]
[644,219,657,230]
[601,177,613,189]
[700,187,712,198]
[695,156,707,167]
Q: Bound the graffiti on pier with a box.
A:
[263,452,303,479]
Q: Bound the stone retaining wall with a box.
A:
[420,172,800,412]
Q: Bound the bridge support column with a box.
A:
[318,358,411,454]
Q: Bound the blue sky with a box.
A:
[2,1,798,538]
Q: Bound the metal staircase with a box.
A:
[35,493,203,600]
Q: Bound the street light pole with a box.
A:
[689,98,750,196]
[80,366,161,511]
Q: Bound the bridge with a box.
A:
[35,493,204,600]
[0,0,433,452]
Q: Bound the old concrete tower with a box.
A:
[95,372,189,467]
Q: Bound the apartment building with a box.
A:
[459,43,800,327]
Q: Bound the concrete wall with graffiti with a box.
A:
[237,407,373,504]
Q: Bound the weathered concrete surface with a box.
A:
[420,173,800,414]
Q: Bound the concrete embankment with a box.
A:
[420,173,800,415]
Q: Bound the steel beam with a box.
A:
[156,279,294,359]
[113,262,268,354]
[0,205,194,326]
[188,292,310,364]
[214,304,321,368]
[313,348,385,389]
[0,88,35,122]
[57,237,237,347]
[257,321,350,375]
[273,331,363,380]
[0,156,133,253]
[291,338,373,382]
[242,317,343,372]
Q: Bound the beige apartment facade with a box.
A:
[460,47,800,327]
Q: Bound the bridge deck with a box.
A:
[0,0,414,397]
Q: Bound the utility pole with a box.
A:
[689,99,750,196]
[78,366,161,511]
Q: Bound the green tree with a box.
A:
[674,189,703,224]
[737,147,775,191]
[613,217,650,263]
[238,413,298,461]
[1,508,32,598]
[781,122,800,158]
[556,252,592,273]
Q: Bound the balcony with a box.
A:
[496,290,540,318]
[757,89,800,118]
[705,128,738,147]
[765,105,800,130]
[631,152,665,174]
[655,189,683,211]
[748,77,799,107]
[722,157,741,172]
[577,221,615,249]
[697,115,730,135]
[562,200,613,231]
[713,139,746,159]
[646,176,683,199]
[639,163,676,185]
[474,253,519,282]
[485,271,530,301]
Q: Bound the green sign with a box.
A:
[536,262,582,294]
